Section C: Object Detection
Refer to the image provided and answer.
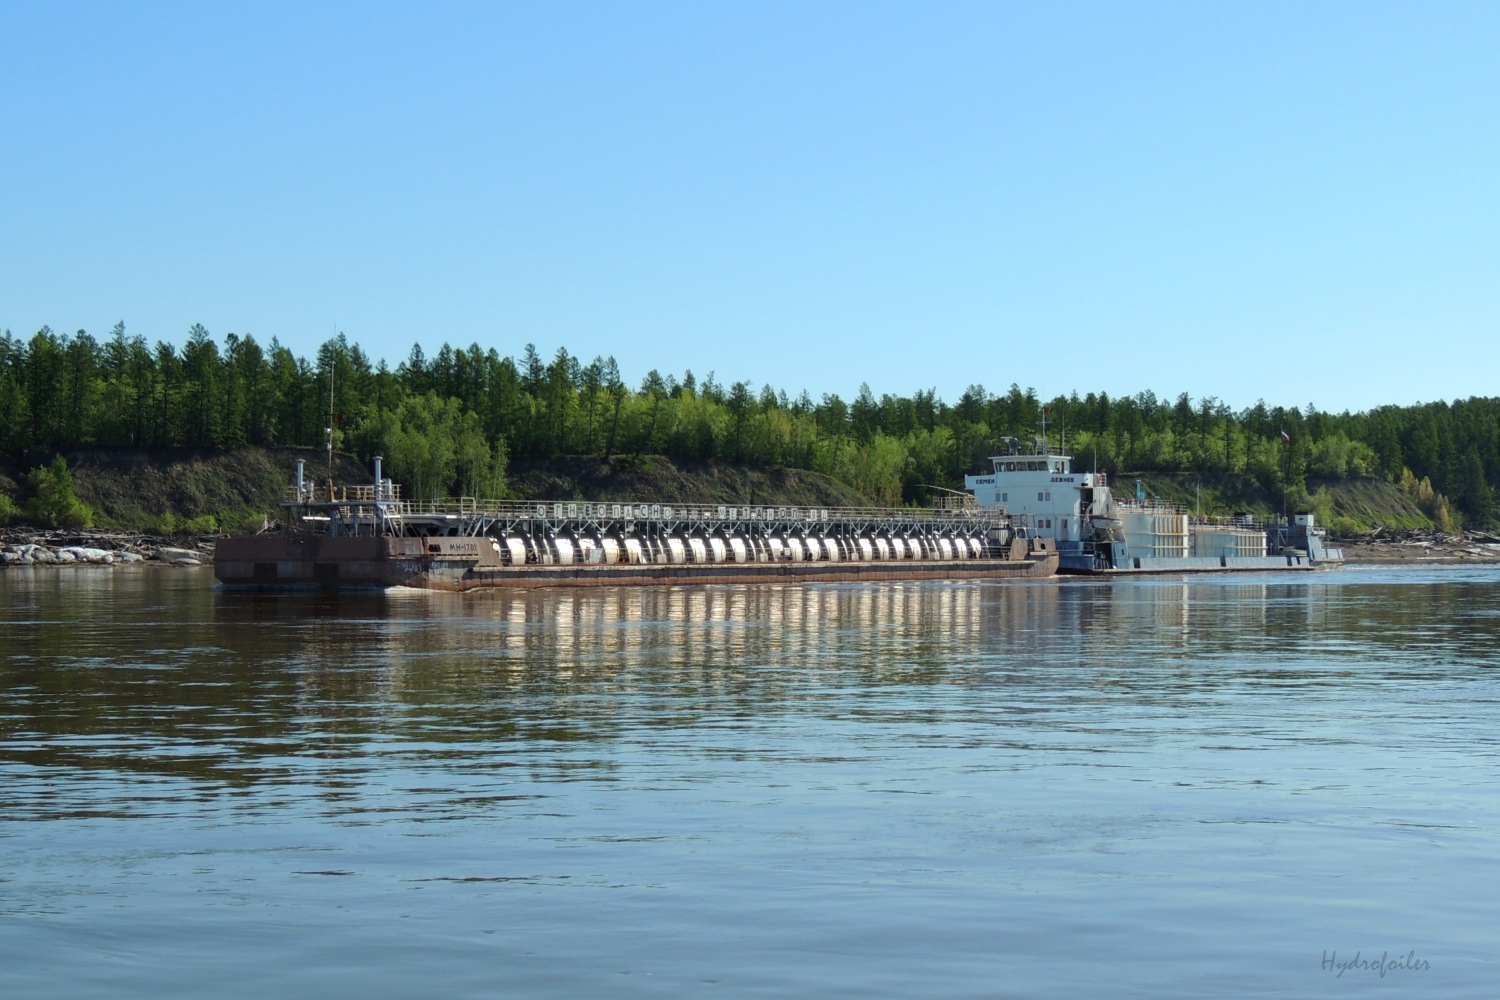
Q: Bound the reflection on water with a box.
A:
[3,565,1499,996]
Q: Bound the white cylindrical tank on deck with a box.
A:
[444,518,1016,569]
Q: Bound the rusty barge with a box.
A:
[214,459,1057,591]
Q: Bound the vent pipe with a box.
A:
[295,459,305,497]
[373,456,383,500]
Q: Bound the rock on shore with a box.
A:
[0,532,213,567]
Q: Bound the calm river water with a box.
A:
[3,566,1498,997]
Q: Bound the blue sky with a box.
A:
[3,2,1496,413]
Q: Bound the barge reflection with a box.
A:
[2,567,1496,819]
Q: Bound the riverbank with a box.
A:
[1338,529,1500,563]
[1,529,213,566]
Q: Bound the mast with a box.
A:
[325,340,336,477]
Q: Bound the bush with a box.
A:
[24,457,94,528]
[1328,515,1363,538]
[0,492,18,524]
[180,514,219,534]
[224,512,272,535]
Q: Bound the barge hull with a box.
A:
[215,535,1058,591]
[1063,553,1330,575]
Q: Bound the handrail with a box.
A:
[286,493,1003,524]
[1113,498,1274,532]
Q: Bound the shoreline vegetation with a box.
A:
[2,326,1497,547]
[1,446,1498,570]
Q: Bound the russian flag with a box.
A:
[1280,430,1291,442]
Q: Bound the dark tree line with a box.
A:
[1,324,1495,524]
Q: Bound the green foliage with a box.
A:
[24,456,94,528]
[1308,433,1376,478]
[1328,515,1362,538]
[182,514,220,534]
[1304,487,1337,528]
[1401,468,1458,533]
[2,323,1498,524]
[223,511,271,535]
[355,391,507,500]
[152,508,269,537]
[0,492,18,524]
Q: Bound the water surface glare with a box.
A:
[3,565,1498,996]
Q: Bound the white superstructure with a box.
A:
[962,435,1341,572]
[963,436,1096,543]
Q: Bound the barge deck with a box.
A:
[215,459,1057,590]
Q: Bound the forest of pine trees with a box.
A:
[1,324,1496,527]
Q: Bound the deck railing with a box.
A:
[285,491,1006,526]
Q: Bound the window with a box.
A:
[1038,492,1045,502]
[1045,491,1052,501]
[1001,492,1008,502]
